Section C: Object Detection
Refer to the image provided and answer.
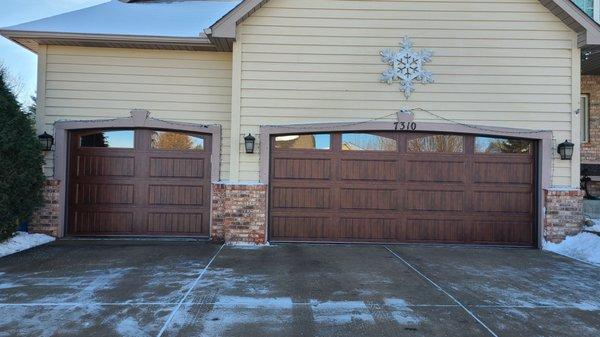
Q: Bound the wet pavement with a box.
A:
[0,240,598,337]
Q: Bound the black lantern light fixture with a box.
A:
[38,132,54,152]
[557,139,574,160]
[244,133,256,154]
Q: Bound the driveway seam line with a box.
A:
[0,302,594,311]
[156,244,225,337]
[384,246,500,337]
[0,302,464,307]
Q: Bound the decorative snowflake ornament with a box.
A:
[380,36,434,98]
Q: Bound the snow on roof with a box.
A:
[2,0,242,38]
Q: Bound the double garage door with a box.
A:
[67,129,211,237]
[269,132,537,246]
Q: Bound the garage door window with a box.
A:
[274,134,331,150]
[151,131,204,151]
[475,137,531,154]
[342,133,397,151]
[80,130,134,148]
[407,134,464,153]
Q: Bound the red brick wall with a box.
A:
[544,189,584,243]
[29,179,60,237]
[211,183,268,245]
[581,75,600,163]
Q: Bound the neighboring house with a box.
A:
[573,0,599,21]
[1,0,598,247]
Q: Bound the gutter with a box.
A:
[0,30,215,53]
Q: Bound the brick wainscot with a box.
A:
[544,189,585,243]
[29,179,61,237]
[211,182,268,245]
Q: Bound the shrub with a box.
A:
[0,69,45,241]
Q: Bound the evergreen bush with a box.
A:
[0,69,45,241]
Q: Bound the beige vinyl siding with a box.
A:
[41,46,233,180]
[235,0,579,186]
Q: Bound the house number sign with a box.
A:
[396,121,417,131]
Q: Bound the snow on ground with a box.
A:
[545,232,600,266]
[0,232,55,258]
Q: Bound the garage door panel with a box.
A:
[272,157,332,180]
[75,155,135,177]
[471,221,533,244]
[146,212,206,234]
[340,159,398,181]
[471,184,532,193]
[339,188,396,210]
[270,131,536,245]
[473,162,533,184]
[74,183,135,205]
[472,191,532,214]
[405,160,466,183]
[271,187,332,209]
[149,157,205,178]
[404,219,465,242]
[337,218,398,240]
[72,211,135,234]
[270,216,331,240]
[406,190,465,212]
[147,185,204,206]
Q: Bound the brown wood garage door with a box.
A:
[269,132,537,245]
[67,129,211,237]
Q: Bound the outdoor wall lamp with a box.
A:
[38,132,54,152]
[244,133,256,154]
[557,139,574,160]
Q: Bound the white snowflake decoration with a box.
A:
[380,36,434,98]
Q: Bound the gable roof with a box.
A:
[205,0,269,51]
[2,0,600,54]
[206,0,600,51]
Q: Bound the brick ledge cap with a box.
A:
[544,187,581,192]
[226,242,271,247]
[213,180,267,186]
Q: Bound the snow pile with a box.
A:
[545,232,600,265]
[0,232,55,258]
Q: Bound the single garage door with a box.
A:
[269,132,536,245]
[67,129,211,237]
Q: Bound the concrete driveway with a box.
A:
[0,240,598,337]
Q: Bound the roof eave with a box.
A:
[538,0,600,48]
[0,30,217,53]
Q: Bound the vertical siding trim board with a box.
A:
[572,37,583,187]
[37,45,54,178]
[259,121,553,248]
[36,45,48,135]
[229,36,244,181]
[52,110,222,238]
